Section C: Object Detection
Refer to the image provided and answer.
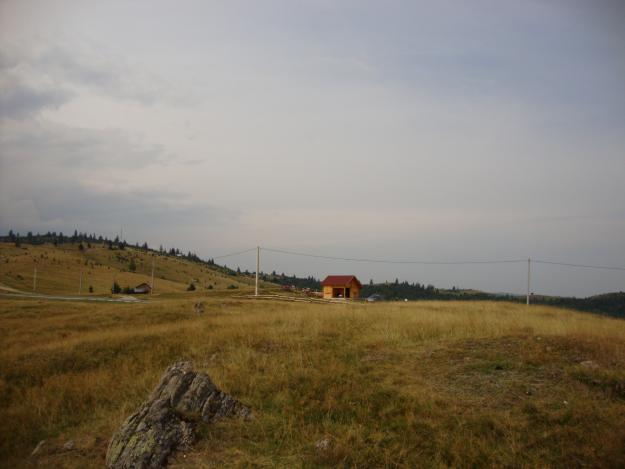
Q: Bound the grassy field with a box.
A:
[1,294,624,468]
[0,242,257,295]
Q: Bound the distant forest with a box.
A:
[2,230,623,319]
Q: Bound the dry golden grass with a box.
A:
[1,297,624,468]
[0,243,253,295]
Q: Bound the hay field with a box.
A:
[1,296,624,468]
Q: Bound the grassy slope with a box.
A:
[0,242,256,295]
[1,297,624,468]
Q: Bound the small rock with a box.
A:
[315,438,331,452]
[580,360,599,370]
[563,400,568,405]
[30,440,46,458]
[63,440,75,451]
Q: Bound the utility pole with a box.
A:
[33,267,37,292]
[79,270,83,295]
[255,246,260,296]
[151,257,155,294]
[526,258,531,306]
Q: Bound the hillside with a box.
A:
[1,297,624,467]
[0,242,260,296]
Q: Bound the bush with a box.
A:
[227,284,238,290]
[128,258,137,272]
[187,283,196,291]
[111,281,121,294]
[89,286,93,293]
[207,284,213,290]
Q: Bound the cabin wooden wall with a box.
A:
[322,282,361,299]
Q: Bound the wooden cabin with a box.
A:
[133,282,152,294]
[321,275,362,299]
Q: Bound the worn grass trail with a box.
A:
[0,298,624,468]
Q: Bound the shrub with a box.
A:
[111,281,121,294]
[187,283,196,291]
[227,284,238,290]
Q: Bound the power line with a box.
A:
[212,247,257,260]
[534,260,625,271]
[211,247,625,272]
[261,247,526,265]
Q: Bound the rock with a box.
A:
[193,302,205,314]
[30,440,46,458]
[315,438,331,452]
[106,361,250,469]
[580,360,599,370]
[63,440,75,451]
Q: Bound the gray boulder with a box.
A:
[106,362,250,469]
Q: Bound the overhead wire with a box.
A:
[212,247,257,259]
[261,247,526,265]
[533,260,625,271]
[210,247,625,271]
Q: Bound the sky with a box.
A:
[1,0,624,297]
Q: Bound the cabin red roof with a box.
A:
[321,275,362,288]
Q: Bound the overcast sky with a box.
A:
[1,0,624,297]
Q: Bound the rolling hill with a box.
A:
[0,241,262,296]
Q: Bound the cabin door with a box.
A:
[345,287,351,298]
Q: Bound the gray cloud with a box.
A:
[0,75,74,119]
[0,119,170,169]
[0,0,624,297]
[35,42,190,106]
[0,39,192,120]
[0,180,237,239]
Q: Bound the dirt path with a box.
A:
[0,283,144,303]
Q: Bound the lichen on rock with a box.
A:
[106,361,250,469]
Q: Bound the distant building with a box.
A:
[133,282,152,294]
[321,275,362,299]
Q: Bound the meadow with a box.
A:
[0,243,257,295]
[1,294,624,468]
